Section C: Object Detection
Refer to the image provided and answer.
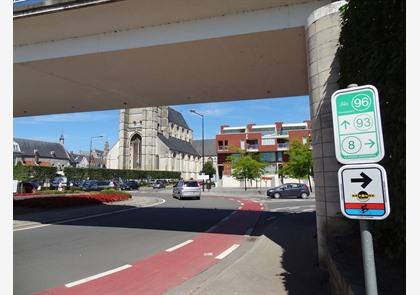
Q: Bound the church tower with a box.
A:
[118,106,167,170]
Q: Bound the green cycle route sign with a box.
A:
[331,85,385,164]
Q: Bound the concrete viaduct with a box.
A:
[14,0,349,269]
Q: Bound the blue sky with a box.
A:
[13,96,310,152]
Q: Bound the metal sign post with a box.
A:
[331,84,390,295]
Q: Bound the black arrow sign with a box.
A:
[351,172,372,188]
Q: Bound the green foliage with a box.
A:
[228,150,267,191]
[338,0,405,263]
[283,141,313,181]
[203,161,216,178]
[63,167,181,181]
[13,163,57,181]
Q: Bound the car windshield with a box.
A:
[184,181,198,187]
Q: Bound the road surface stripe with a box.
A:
[65,265,132,288]
[302,209,315,212]
[14,198,166,232]
[221,215,231,222]
[216,244,240,260]
[165,240,194,252]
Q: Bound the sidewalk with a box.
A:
[166,210,328,295]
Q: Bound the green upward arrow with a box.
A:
[340,120,350,129]
[365,139,375,148]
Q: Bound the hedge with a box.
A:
[13,164,181,182]
[63,167,181,181]
[13,162,57,181]
[338,0,405,263]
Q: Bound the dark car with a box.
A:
[120,180,139,191]
[153,180,167,189]
[266,183,310,199]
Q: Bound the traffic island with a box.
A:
[13,190,131,210]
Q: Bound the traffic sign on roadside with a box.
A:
[331,85,385,164]
[338,163,390,220]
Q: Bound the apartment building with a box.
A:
[216,121,311,181]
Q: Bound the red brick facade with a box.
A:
[216,121,311,177]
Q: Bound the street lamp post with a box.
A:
[190,110,205,191]
[88,135,104,169]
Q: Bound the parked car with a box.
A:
[50,176,68,190]
[120,180,139,191]
[153,180,167,189]
[81,180,116,191]
[16,181,36,193]
[266,183,310,199]
[172,180,201,200]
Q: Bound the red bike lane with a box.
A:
[37,197,263,295]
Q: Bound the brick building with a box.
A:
[216,121,311,184]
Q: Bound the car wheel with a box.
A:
[274,192,281,199]
[300,192,309,199]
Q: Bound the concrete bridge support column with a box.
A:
[306,1,351,268]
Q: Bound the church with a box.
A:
[106,107,203,179]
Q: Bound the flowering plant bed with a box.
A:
[13,192,131,208]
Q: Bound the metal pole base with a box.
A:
[360,220,378,295]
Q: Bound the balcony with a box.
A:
[246,144,259,151]
[277,142,289,150]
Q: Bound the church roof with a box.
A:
[157,134,200,156]
[13,138,72,161]
[192,139,217,156]
[168,107,190,129]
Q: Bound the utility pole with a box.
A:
[190,110,205,191]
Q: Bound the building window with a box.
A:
[130,134,142,169]
[155,155,159,169]
[13,141,20,152]
[259,152,276,162]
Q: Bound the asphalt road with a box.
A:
[13,191,317,295]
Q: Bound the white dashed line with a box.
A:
[216,244,240,260]
[165,240,194,252]
[302,209,316,212]
[65,264,132,288]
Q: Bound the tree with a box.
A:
[203,161,216,179]
[284,141,313,191]
[228,150,266,191]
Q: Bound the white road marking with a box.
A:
[231,211,237,215]
[203,252,213,256]
[302,209,316,212]
[238,206,242,210]
[65,264,132,288]
[14,198,166,232]
[165,240,194,252]
[221,216,230,222]
[240,202,244,206]
[216,244,240,260]
[206,224,218,233]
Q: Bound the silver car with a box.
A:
[172,180,201,200]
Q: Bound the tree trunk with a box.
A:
[244,177,247,191]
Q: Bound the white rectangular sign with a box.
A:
[338,163,390,220]
[331,85,385,164]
